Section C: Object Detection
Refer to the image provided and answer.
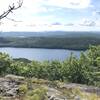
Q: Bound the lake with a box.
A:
[0,47,83,61]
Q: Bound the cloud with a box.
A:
[45,0,91,9]
[79,18,96,26]
[51,22,62,25]
[64,23,74,26]
[93,11,100,16]
[22,0,48,13]
[0,0,47,19]
[95,20,100,26]
[0,0,91,21]
[1,0,100,32]
[96,11,100,15]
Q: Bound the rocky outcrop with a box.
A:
[58,83,100,96]
[0,75,99,100]
[47,87,67,100]
[5,74,25,82]
[0,74,25,97]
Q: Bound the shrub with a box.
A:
[18,84,28,94]
[27,87,47,100]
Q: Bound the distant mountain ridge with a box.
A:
[0,31,100,50]
[0,31,100,38]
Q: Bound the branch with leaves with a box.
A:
[0,0,23,20]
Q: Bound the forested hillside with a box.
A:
[0,37,100,50]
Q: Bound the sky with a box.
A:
[0,0,100,31]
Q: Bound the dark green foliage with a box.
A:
[8,61,28,76]
[0,45,99,87]
[13,58,31,63]
[0,37,100,50]
[0,52,11,75]
[25,87,48,100]
[45,61,63,81]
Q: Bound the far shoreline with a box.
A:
[0,46,87,51]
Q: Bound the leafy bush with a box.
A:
[25,87,47,100]
[19,84,28,94]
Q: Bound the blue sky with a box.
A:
[0,0,100,31]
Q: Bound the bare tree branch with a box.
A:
[5,17,22,22]
[0,0,23,20]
